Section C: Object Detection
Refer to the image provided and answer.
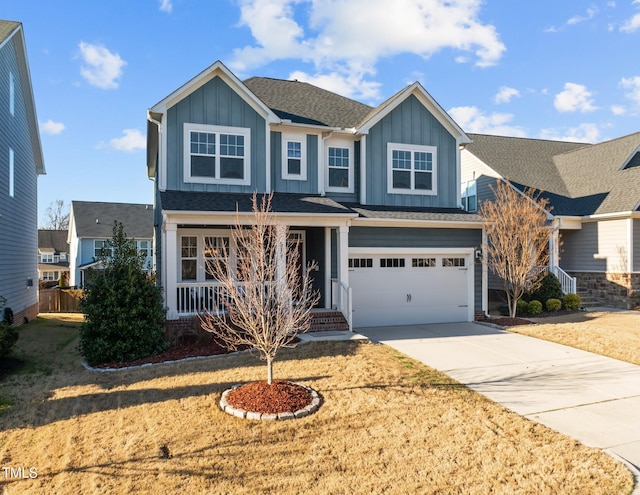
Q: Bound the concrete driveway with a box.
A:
[357,322,640,474]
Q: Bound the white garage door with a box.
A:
[349,252,473,328]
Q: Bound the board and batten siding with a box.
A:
[348,226,483,310]
[364,95,458,208]
[271,131,319,194]
[561,219,629,272]
[165,76,267,193]
[0,34,38,316]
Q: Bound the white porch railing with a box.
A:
[551,266,577,295]
[176,282,230,315]
[331,278,353,331]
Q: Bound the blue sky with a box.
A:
[2,0,639,226]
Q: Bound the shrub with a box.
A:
[563,293,581,311]
[0,297,18,358]
[79,222,166,366]
[516,299,529,316]
[546,298,562,312]
[525,273,563,303]
[528,300,543,315]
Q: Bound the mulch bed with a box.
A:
[479,317,535,327]
[226,380,313,414]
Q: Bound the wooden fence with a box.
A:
[39,288,83,313]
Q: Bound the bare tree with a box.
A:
[43,200,70,230]
[480,180,551,318]
[199,193,320,384]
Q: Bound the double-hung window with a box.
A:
[184,124,250,185]
[204,236,229,280]
[181,236,198,281]
[326,140,353,192]
[387,143,437,195]
[282,134,307,180]
[94,240,112,258]
[41,253,54,263]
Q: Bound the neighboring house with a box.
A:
[0,20,45,324]
[67,201,154,287]
[147,61,485,330]
[37,229,70,283]
[462,132,640,309]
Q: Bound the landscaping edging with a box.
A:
[220,382,321,420]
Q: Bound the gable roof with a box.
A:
[38,230,69,253]
[244,77,373,129]
[0,20,45,175]
[70,201,154,239]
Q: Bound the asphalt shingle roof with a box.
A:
[71,201,154,239]
[344,203,482,223]
[466,132,640,215]
[38,230,69,253]
[0,20,19,44]
[244,77,373,129]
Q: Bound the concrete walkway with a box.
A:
[357,322,640,479]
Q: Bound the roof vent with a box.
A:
[96,218,99,224]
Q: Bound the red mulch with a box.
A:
[226,380,313,414]
[480,317,534,327]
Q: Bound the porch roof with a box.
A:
[345,203,483,223]
[160,191,356,215]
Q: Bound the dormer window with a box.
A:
[387,143,437,195]
[326,139,354,193]
[183,123,251,185]
[282,133,307,180]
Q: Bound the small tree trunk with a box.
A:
[267,355,273,385]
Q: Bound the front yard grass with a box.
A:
[514,311,640,366]
[0,314,633,494]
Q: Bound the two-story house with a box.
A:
[37,229,70,285]
[67,201,154,287]
[147,61,485,330]
[0,20,45,325]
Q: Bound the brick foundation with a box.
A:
[570,272,640,309]
[10,303,39,327]
[164,316,204,343]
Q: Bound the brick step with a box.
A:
[309,310,349,332]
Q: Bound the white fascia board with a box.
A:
[149,60,280,124]
[273,122,341,133]
[162,210,358,227]
[555,215,583,230]
[584,211,638,221]
[349,247,474,255]
[352,217,483,229]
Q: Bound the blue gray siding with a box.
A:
[271,132,319,194]
[349,226,483,310]
[365,95,458,208]
[0,34,38,317]
[165,76,267,193]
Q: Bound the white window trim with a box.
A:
[325,138,354,193]
[9,72,14,116]
[9,148,14,197]
[386,142,437,196]
[282,133,307,181]
[183,123,251,186]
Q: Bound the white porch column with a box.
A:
[324,226,331,309]
[549,227,560,269]
[275,224,287,293]
[165,223,179,320]
[338,225,349,310]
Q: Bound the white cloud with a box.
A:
[448,106,527,137]
[40,119,65,135]
[78,41,126,89]
[109,129,145,152]
[554,83,598,112]
[159,0,173,13]
[289,70,382,102]
[567,6,598,25]
[611,105,627,115]
[230,0,505,99]
[539,123,600,143]
[621,12,640,31]
[494,86,520,104]
[621,75,640,106]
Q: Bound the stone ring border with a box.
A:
[219,381,321,420]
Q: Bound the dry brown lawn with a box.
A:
[515,311,640,366]
[0,314,634,495]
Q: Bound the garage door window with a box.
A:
[412,257,436,267]
[380,258,405,268]
[349,258,373,268]
[442,257,465,267]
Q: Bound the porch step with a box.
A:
[576,290,603,308]
[309,310,349,332]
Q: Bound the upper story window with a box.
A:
[183,123,251,186]
[41,253,54,263]
[9,72,15,116]
[9,148,14,197]
[282,133,307,180]
[326,140,354,193]
[387,143,437,196]
[94,240,113,259]
[461,179,477,212]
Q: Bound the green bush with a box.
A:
[516,299,529,316]
[546,298,562,312]
[525,273,563,303]
[563,293,581,311]
[79,222,166,366]
[528,300,543,315]
[0,297,18,358]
